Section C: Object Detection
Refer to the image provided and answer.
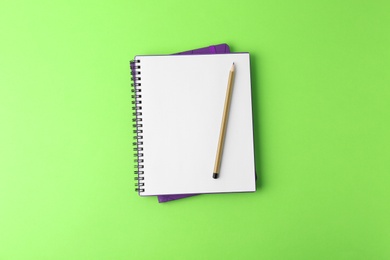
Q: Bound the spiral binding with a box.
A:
[130,59,144,193]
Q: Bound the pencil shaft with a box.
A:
[213,64,235,178]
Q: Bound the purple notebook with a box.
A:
[157,43,231,203]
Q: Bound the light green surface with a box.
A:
[1,0,390,259]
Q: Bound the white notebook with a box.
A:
[131,53,256,196]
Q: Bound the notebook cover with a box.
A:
[157,43,230,203]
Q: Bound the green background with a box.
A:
[1,0,389,259]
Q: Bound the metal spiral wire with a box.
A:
[130,59,144,193]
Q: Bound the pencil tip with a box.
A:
[213,173,218,179]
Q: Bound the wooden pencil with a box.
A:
[213,63,235,179]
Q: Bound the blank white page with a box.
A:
[135,53,256,196]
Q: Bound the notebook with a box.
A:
[131,53,256,196]
[158,43,231,203]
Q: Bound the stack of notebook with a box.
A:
[130,44,256,203]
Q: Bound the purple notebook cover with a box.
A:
[157,43,231,203]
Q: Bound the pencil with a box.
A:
[213,62,235,179]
